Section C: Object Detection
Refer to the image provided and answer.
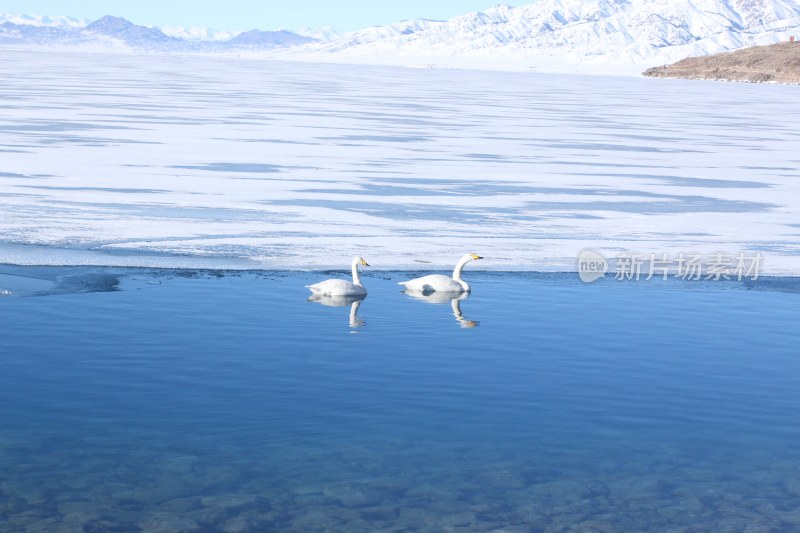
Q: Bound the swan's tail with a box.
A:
[306,284,323,294]
[398,281,409,287]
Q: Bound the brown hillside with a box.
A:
[643,41,800,84]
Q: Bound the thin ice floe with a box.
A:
[0,50,798,274]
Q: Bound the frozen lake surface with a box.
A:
[1,267,799,531]
[0,51,799,273]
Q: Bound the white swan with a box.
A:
[399,253,482,293]
[307,257,369,296]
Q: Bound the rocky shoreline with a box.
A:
[643,41,800,84]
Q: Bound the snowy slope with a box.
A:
[302,0,800,68]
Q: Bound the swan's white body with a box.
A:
[306,294,366,328]
[403,290,478,328]
[403,290,468,305]
[399,253,482,293]
[307,257,369,296]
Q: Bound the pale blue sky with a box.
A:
[4,1,527,31]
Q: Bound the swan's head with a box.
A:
[467,253,483,262]
[355,256,370,267]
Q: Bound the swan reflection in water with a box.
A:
[307,293,366,329]
[402,290,479,328]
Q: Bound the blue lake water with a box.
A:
[1,267,799,532]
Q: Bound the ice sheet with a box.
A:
[1,51,798,273]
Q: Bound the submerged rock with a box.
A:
[139,515,201,533]
[200,493,259,509]
[322,484,374,507]
[221,510,275,533]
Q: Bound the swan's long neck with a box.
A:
[349,300,361,327]
[451,298,478,328]
[452,256,471,280]
[351,258,363,286]
[451,298,463,319]
[452,256,471,291]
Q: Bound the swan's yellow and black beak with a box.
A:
[471,254,483,260]
[361,259,370,266]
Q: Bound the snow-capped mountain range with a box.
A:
[0,12,87,28]
[0,14,317,51]
[2,1,800,72]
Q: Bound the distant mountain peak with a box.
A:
[83,15,177,46]
[226,29,316,47]
[85,15,134,32]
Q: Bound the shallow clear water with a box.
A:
[1,268,799,532]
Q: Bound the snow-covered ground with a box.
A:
[0,50,798,273]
